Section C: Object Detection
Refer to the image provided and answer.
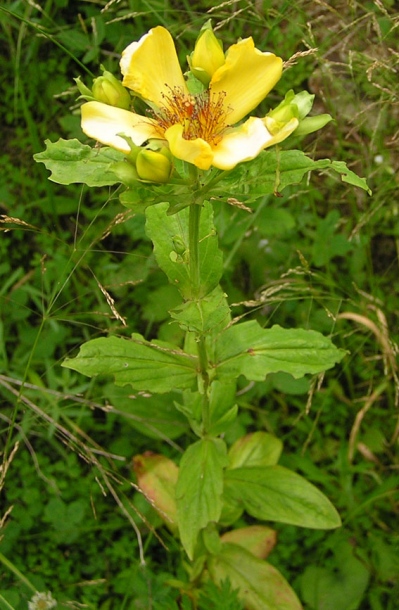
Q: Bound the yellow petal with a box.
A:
[210,38,283,125]
[210,117,271,170]
[120,27,188,107]
[262,116,299,147]
[81,101,159,153]
[211,116,299,170]
[165,124,214,170]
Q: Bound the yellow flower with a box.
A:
[81,26,298,171]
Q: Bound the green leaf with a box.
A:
[215,321,346,381]
[208,542,303,610]
[62,335,197,393]
[34,138,124,186]
[330,160,372,195]
[170,285,230,333]
[312,210,352,266]
[176,438,228,559]
[228,432,283,469]
[224,465,341,529]
[300,540,370,610]
[104,385,188,440]
[221,525,277,560]
[145,201,223,299]
[256,208,295,236]
[212,149,371,203]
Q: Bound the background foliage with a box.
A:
[1,0,398,608]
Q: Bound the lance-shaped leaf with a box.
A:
[207,542,303,610]
[133,453,178,529]
[176,438,228,559]
[224,465,341,529]
[62,335,197,393]
[34,138,124,186]
[215,321,346,381]
[145,201,223,300]
[228,432,283,469]
[221,525,277,560]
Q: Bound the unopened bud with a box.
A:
[136,149,172,183]
[189,23,225,86]
[293,114,333,136]
[92,71,131,110]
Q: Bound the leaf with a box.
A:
[221,526,277,560]
[104,385,188,440]
[228,432,283,469]
[170,285,231,334]
[133,453,178,529]
[330,161,372,195]
[175,438,228,559]
[208,542,303,610]
[215,321,346,381]
[256,208,295,236]
[312,210,352,266]
[62,335,197,393]
[300,540,370,610]
[145,201,223,299]
[212,149,371,203]
[34,138,124,186]
[224,465,341,529]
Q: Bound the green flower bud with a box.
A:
[110,161,139,187]
[293,114,333,136]
[92,70,131,110]
[189,22,225,86]
[265,90,331,137]
[136,149,172,183]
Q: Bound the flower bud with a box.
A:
[189,23,225,86]
[264,90,331,137]
[92,70,131,110]
[136,148,172,183]
[292,114,333,136]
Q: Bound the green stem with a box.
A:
[197,336,211,433]
[189,203,201,299]
[188,199,212,435]
[0,552,36,593]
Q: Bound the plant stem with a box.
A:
[188,202,201,299]
[188,201,212,435]
[0,551,37,593]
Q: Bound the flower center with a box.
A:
[153,86,230,145]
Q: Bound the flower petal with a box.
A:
[211,116,299,170]
[81,101,159,152]
[165,124,214,170]
[210,38,283,124]
[120,27,188,106]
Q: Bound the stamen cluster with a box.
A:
[153,86,230,145]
